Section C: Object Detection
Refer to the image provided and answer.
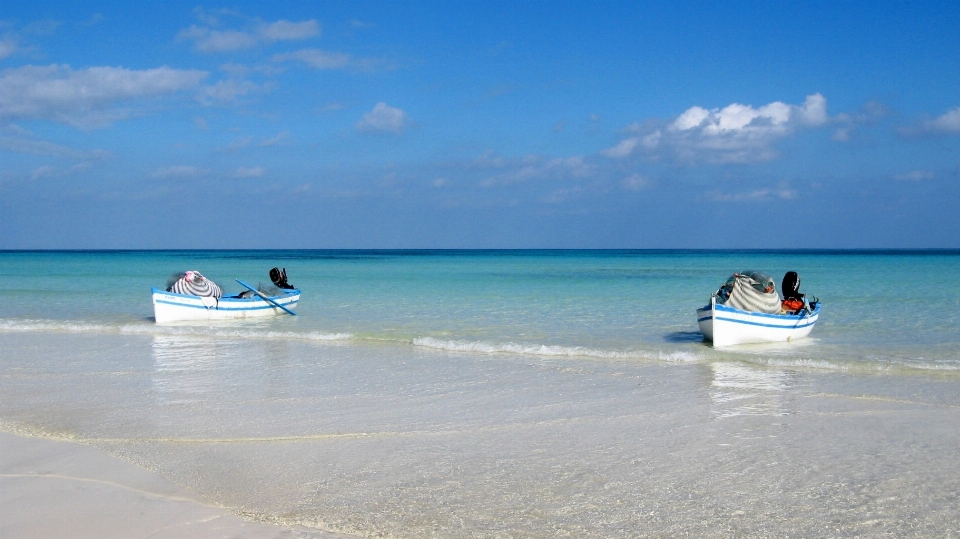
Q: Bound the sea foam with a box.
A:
[411,336,702,363]
[0,318,352,343]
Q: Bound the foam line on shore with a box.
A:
[411,336,702,362]
[0,318,353,342]
[5,318,958,375]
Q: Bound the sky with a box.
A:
[1,1,958,249]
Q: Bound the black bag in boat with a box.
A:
[270,267,295,290]
[782,271,804,301]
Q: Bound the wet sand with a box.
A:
[0,432,344,539]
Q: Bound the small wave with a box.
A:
[736,355,960,375]
[0,319,114,333]
[0,318,353,343]
[120,325,353,342]
[411,336,702,363]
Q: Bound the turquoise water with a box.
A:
[2,250,958,371]
[2,250,960,537]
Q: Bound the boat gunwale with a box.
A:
[151,287,301,304]
[700,300,821,321]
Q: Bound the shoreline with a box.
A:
[2,305,959,537]
[0,432,345,539]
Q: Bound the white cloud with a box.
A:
[797,93,828,125]
[432,177,450,188]
[356,102,410,134]
[272,49,353,69]
[708,188,796,202]
[472,152,539,170]
[673,106,711,130]
[349,19,376,30]
[179,19,319,53]
[898,106,960,137]
[0,38,18,59]
[197,79,264,106]
[600,137,639,158]
[0,135,93,160]
[260,130,292,146]
[219,136,253,152]
[192,7,234,27]
[0,64,207,127]
[831,100,887,141]
[924,107,960,134]
[180,27,255,52]
[258,20,320,41]
[216,132,291,152]
[893,170,935,181]
[831,127,851,142]
[30,165,60,181]
[478,154,592,187]
[27,161,98,182]
[603,93,829,164]
[232,166,265,178]
[151,165,204,179]
[1,19,63,61]
[0,124,110,163]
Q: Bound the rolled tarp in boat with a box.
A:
[166,270,222,298]
[722,272,781,314]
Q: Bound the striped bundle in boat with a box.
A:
[168,270,222,298]
[725,274,781,314]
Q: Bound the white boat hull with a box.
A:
[697,297,820,347]
[152,288,301,323]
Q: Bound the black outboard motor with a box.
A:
[781,271,803,301]
[269,267,295,290]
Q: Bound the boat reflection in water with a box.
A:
[151,334,236,404]
[707,361,798,419]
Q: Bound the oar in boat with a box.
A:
[235,279,297,316]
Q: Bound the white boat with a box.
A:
[152,287,301,323]
[697,296,820,347]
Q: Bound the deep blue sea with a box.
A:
[2,250,959,537]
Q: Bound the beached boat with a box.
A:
[152,287,301,323]
[696,270,820,347]
[697,296,820,347]
[153,268,300,323]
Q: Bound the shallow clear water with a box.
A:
[3,249,959,371]
[2,250,959,537]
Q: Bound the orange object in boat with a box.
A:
[781,298,804,311]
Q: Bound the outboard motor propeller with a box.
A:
[269,267,295,290]
[781,271,803,301]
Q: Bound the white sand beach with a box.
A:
[0,432,344,539]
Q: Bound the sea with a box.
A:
[1,250,959,537]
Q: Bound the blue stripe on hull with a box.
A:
[153,298,298,312]
[713,316,817,330]
[152,288,300,313]
[714,302,820,320]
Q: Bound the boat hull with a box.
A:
[696,297,819,347]
[152,288,301,323]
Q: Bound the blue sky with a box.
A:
[1,1,958,248]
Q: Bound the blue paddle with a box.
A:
[236,279,297,316]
